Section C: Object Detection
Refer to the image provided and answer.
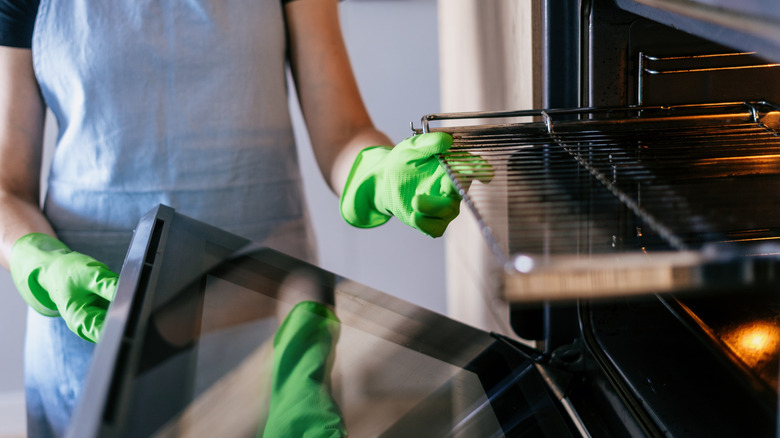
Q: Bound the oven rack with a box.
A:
[421,102,780,301]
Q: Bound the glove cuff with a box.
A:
[339,146,393,229]
[10,233,66,317]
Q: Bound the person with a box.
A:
[0,0,463,436]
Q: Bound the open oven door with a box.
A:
[67,204,581,438]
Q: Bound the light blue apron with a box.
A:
[28,0,313,435]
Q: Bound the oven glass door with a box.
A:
[68,205,576,438]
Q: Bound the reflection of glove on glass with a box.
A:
[340,132,460,238]
[10,233,118,343]
[263,301,346,438]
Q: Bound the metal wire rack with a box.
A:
[420,102,780,300]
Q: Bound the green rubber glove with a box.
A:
[10,233,118,343]
[340,132,459,238]
[262,301,346,438]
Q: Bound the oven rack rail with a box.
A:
[421,101,780,301]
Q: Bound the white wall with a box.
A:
[0,270,26,438]
[0,1,443,435]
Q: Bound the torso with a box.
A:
[32,0,313,269]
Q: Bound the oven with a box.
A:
[426,101,780,436]
[426,0,780,436]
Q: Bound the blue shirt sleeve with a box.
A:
[0,0,38,48]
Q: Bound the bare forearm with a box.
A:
[0,47,50,268]
[286,0,393,196]
[329,127,392,196]
[0,193,53,269]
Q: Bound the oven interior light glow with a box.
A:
[721,321,780,370]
